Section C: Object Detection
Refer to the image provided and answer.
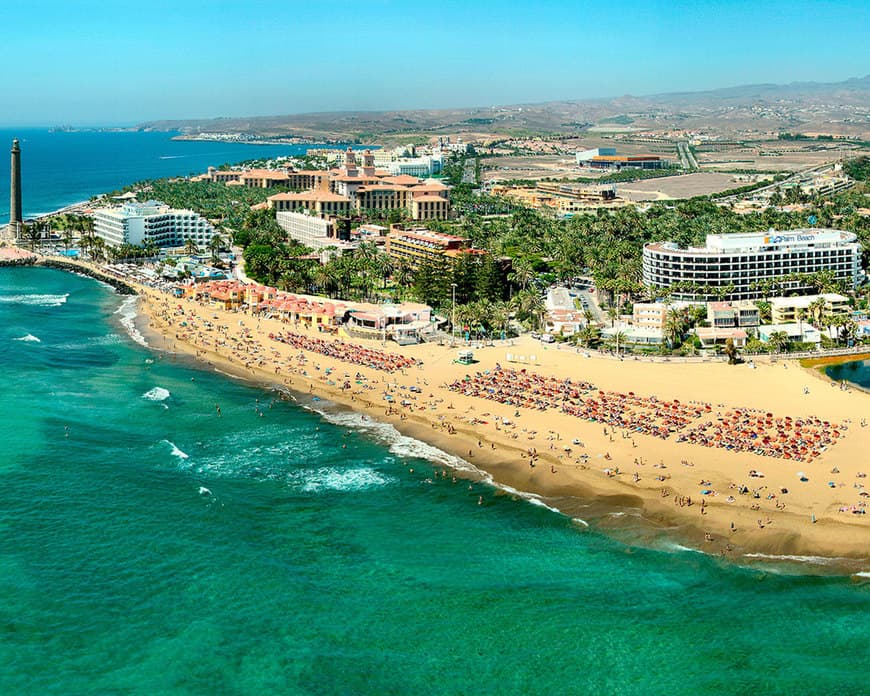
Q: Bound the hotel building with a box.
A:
[642,229,862,301]
[260,148,452,221]
[275,211,356,261]
[385,226,480,271]
[94,201,215,248]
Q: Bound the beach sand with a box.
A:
[124,283,870,569]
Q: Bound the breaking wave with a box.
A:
[115,296,147,347]
[143,387,171,402]
[0,293,68,307]
[287,466,394,493]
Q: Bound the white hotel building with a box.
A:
[95,201,215,248]
[642,229,862,301]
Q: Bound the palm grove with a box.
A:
[67,156,870,347]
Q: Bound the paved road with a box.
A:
[549,285,605,325]
[461,158,477,185]
[716,162,840,203]
[677,141,698,170]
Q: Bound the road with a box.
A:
[461,158,477,185]
[549,284,606,326]
[677,141,698,170]
[716,162,844,204]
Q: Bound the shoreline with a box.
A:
[124,282,870,574]
[9,260,870,573]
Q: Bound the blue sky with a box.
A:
[1,0,867,125]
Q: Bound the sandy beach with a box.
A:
[109,279,869,570]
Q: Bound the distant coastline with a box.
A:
[170,134,357,147]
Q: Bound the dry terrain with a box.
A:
[618,172,740,200]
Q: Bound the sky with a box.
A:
[0,0,867,125]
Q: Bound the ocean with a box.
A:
[0,128,351,219]
[1,267,868,694]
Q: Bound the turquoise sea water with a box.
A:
[1,267,868,695]
[0,128,353,219]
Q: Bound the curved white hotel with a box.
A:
[642,229,862,300]
[95,201,215,248]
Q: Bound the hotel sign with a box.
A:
[763,233,816,245]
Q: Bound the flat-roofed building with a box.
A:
[632,303,668,331]
[576,148,665,169]
[706,301,760,328]
[643,229,862,301]
[770,293,850,324]
[758,323,822,345]
[694,327,747,349]
[94,201,215,248]
[385,226,478,270]
[275,211,355,261]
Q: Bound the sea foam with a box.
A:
[162,440,189,459]
[741,553,849,565]
[143,387,171,402]
[14,334,41,342]
[307,403,577,519]
[0,293,68,307]
[311,406,486,477]
[115,296,148,347]
[288,466,394,493]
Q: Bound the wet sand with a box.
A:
[128,284,870,570]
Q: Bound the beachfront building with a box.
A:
[757,323,822,346]
[632,303,668,331]
[185,279,434,342]
[770,293,850,324]
[94,201,215,248]
[643,229,862,302]
[706,301,760,328]
[601,326,665,345]
[385,226,481,271]
[693,327,748,349]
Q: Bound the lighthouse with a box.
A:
[9,138,22,238]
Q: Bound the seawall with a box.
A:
[37,258,138,295]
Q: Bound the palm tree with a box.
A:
[23,221,46,252]
[605,304,619,328]
[767,330,789,353]
[796,308,807,340]
[393,261,414,300]
[608,331,628,356]
[723,338,740,365]
[807,297,827,328]
[508,258,535,291]
[578,324,600,348]
[489,302,510,340]
[664,306,688,347]
[511,290,545,332]
[184,236,199,257]
[208,233,224,263]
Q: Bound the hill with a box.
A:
[136,75,870,144]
